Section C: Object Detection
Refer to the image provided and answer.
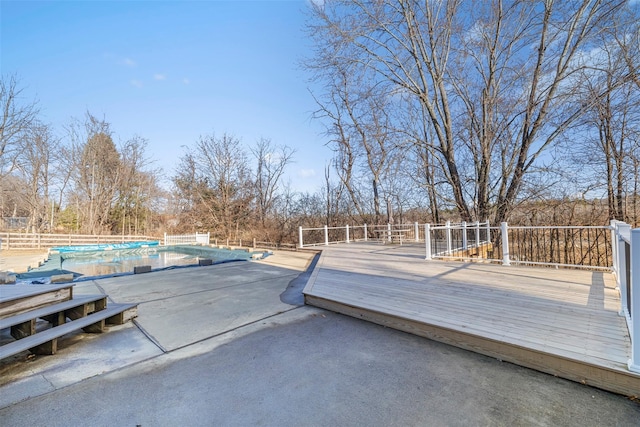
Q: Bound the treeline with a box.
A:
[2,1,640,242]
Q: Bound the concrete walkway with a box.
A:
[1,249,639,425]
[0,249,49,274]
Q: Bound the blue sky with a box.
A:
[1,0,331,192]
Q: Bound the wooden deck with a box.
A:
[302,243,640,397]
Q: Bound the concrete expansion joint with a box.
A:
[164,305,304,354]
[133,319,167,353]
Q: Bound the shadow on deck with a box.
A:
[302,243,640,397]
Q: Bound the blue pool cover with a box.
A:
[50,241,160,253]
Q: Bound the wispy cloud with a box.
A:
[104,53,137,67]
[298,168,316,178]
[153,73,166,81]
[121,57,137,67]
[130,79,143,88]
[182,78,190,85]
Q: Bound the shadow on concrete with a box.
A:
[280,252,321,305]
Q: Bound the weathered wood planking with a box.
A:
[0,285,73,319]
[303,243,640,397]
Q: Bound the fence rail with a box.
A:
[0,232,157,250]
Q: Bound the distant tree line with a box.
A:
[1,1,640,241]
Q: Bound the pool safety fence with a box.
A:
[163,233,297,251]
[0,232,157,251]
[163,232,210,246]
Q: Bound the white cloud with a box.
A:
[298,168,316,178]
[122,57,136,67]
[103,53,137,67]
[130,79,143,88]
[183,78,190,85]
[154,73,166,81]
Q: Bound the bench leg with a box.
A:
[30,338,58,355]
[83,319,105,333]
[11,319,36,340]
[43,311,66,326]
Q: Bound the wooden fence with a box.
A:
[0,232,158,250]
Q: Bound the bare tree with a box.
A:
[68,113,122,234]
[14,122,59,231]
[174,133,253,239]
[0,76,39,218]
[115,136,163,234]
[251,138,295,226]
[312,66,400,225]
[307,0,631,224]
[0,76,38,178]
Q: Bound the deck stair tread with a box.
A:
[0,295,107,330]
[0,284,74,304]
[0,285,74,320]
[0,303,137,360]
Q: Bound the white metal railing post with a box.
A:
[414,222,419,242]
[387,223,392,242]
[364,224,368,242]
[475,221,480,248]
[628,229,640,373]
[462,221,467,250]
[324,225,329,246]
[446,221,452,254]
[486,220,491,243]
[611,220,619,280]
[618,223,632,317]
[346,224,350,243]
[298,226,303,248]
[425,224,432,260]
[501,222,511,266]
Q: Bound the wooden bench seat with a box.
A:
[0,284,73,320]
[0,303,137,359]
[0,295,108,330]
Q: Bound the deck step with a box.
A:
[0,284,74,320]
[0,303,138,360]
[0,295,108,330]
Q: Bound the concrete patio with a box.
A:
[1,248,639,425]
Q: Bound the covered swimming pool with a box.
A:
[17,242,269,284]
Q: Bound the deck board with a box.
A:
[303,243,640,396]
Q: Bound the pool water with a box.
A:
[16,245,264,284]
[59,249,207,277]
